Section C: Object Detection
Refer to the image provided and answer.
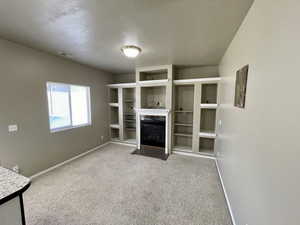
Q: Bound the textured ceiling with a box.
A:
[0,0,253,74]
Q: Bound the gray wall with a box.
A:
[112,73,135,83]
[216,0,300,224]
[0,38,112,176]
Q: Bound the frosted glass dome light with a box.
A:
[121,45,141,58]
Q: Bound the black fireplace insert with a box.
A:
[140,116,165,148]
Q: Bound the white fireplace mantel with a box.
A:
[135,108,171,154]
[135,108,170,116]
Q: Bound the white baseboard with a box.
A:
[110,141,136,147]
[30,142,110,180]
[172,150,216,160]
[215,159,237,225]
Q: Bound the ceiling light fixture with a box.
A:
[121,45,141,58]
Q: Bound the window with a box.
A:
[47,82,91,132]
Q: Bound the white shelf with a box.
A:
[109,103,119,107]
[200,104,218,109]
[110,124,120,129]
[107,83,137,88]
[199,130,217,139]
[174,133,193,137]
[173,145,192,152]
[173,77,221,85]
[138,79,169,87]
[174,123,193,127]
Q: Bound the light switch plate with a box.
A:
[218,120,222,127]
[8,124,18,132]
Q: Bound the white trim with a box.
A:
[109,103,119,107]
[50,123,92,133]
[47,82,92,133]
[136,64,172,73]
[137,79,169,87]
[30,142,110,180]
[215,159,237,225]
[199,131,217,139]
[110,124,120,129]
[172,150,216,160]
[136,108,171,154]
[107,83,137,88]
[106,77,221,88]
[173,77,221,85]
[110,141,136,147]
[135,108,170,115]
[200,103,218,109]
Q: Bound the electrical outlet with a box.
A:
[8,124,18,132]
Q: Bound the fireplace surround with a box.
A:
[136,108,171,155]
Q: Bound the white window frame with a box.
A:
[46,82,92,133]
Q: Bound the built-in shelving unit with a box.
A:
[110,107,119,124]
[199,137,215,155]
[107,65,220,156]
[123,87,136,144]
[140,69,168,81]
[200,109,216,131]
[109,88,118,103]
[111,128,120,142]
[108,85,137,145]
[173,85,194,151]
[172,76,220,156]
[201,83,217,104]
[109,88,121,141]
[197,83,219,155]
[141,86,166,109]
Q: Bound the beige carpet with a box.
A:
[24,143,232,225]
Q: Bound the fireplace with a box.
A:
[133,108,170,160]
[141,116,165,148]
